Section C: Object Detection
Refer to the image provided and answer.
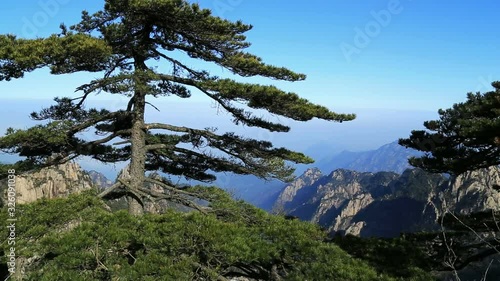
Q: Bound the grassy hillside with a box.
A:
[0,189,432,280]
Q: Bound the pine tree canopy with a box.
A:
[0,0,355,214]
[399,81,500,175]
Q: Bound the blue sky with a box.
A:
[0,1,499,178]
[0,0,499,110]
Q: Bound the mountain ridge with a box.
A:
[273,166,500,237]
[315,141,423,175]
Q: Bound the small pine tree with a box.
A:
[399,81,500,175]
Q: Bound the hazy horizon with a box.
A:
[0,97,437,180]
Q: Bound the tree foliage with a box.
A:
[399,81,500,175]
[331,234,436,280]
[0,0,355,214]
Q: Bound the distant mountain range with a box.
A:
[272,166,500,238]
[0,140,425,211]
[255,141,424,210]
[314,141,423,175]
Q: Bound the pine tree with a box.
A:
[399,81,500,175]
[0,0,355,215]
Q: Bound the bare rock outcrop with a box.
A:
[274,168,322,208]
[438,166,500,215]
[1,162,94,205]
[331,193,374,234]
[274,166,500,238]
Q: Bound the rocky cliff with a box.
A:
[437,167,500,215]
[0,161,205,214]
[274,166,500,237]
[86,170,114,190]
[274,167,322,209]
[1,162,95,206]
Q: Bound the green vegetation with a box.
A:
[0,190,405,280]
[331,234,437,281]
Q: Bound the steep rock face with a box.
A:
[344,221,366,236]
[274,168,322,209]
[331,193,373,235]
[438,166,500,215]
[278,169,398,230]
[309,170,374,225]
[1,162,94,205]
[86,170,113,190]
[274,166,500,238]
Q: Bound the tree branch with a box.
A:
[97,182,123,198]
[137,186,210,215]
